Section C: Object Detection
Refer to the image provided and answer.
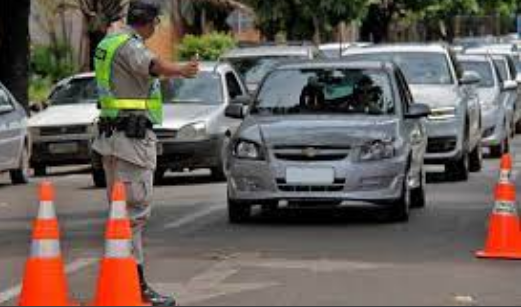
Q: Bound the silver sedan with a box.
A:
[225,61,430,223]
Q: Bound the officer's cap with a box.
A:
[127,0,161,25]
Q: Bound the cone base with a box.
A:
[476,250,521,260]
[93,258,150,306]
[18,258,76,307]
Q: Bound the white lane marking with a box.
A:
[0,203,8,209]
[163,205,223,230]
[0,258,97,304]
[154,262,278,305]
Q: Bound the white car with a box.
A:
[28,73,98,176]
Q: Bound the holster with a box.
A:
[98,114,152,140]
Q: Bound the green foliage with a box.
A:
[31,43,75,82]
[28,75,52,104]
[178,33,236,61]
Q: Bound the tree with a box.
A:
[244,0,368,43]
[0,0,31,110]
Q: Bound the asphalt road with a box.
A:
[1,139,521,306]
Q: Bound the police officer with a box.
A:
[92,0,199,305]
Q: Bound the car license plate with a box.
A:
[286,167,335,185]
[48,143,79,154]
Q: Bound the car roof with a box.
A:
[343,43,449,56]
[274,59,395,71]
[464,47,517,56]
[223,46,314,58]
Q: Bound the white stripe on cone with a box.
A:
[105,239,133,259]
[37,201,57,220]
[30,240,61,258]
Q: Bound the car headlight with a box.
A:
[429,107,456,120]
[233,140,265,160]
[177,122,207,141]
[358,140,396,162]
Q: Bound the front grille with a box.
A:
[154,129,177,140]
[427,137,457,154]
[273,146,350,162]
[277,178,345,193]
[40,125,87,136]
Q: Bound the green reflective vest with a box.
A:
[94,33,163,125]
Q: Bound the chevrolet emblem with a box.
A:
[303,147,317,158]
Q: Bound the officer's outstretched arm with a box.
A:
[151,58,199,78]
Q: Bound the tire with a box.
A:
[387,175,411,222]
[10,144,30,185]
[211,136,230,182]
[468,143,483,173]
[410,168,426,209]
[490,137,509,159]
[154,168,167,185]
[33,165,47,177]
[515,119,521,134]
[228,197,252,224]
[446,151,469,182]
[92,168,106,188]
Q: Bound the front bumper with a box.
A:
[31,139,92,166]
[424,118,464,164]
[157,136,223,171]
[228,155,408,205]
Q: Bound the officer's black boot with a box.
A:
[138,264,177,306]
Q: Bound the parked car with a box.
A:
[29,73,98,176]
[225,60,430,223]
[458,54,515,157]
[344,44,483,181]
[0,82,30,185]
[91,62,249,186]
[464,48,521,133]
[222,44,322,94]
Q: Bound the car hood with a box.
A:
[410,85,461,108]
[243,116,399,148]
[160,103,222,130]
[28,103,99,128]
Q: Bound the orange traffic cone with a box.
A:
[18,182,76,306]
[499,154,513,184]
[92,182,149,306]
[476,179,521,260]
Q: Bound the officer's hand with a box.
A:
[181,61,199,79]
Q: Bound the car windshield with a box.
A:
[460,61,495,88]
[493,59,509,81]
[49,78,98,105]
[254,68,395,116]
[228,56,303,86]
[344,52,454,85]
[163,72,223,104]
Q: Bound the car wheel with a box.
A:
[446,151,469,182]
[410,168,426,209]
[490,137,509,158]
[154,168,167,185]
[33,164,47,177]
[468,143,483,173]
[228,197,252,224]
[387,174,411,222]
[10,144,30,185]
[211,136,231,182]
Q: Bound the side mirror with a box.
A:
[503,80,518,91]
[460,71,481,86]
[225,104,246,119]
[230,95,252,106]
[405,103,431,119]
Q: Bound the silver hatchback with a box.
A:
[225,61,430,223]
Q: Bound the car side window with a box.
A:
[226,72,243,99]
[507,57,517,79]
[0,87,12,106]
